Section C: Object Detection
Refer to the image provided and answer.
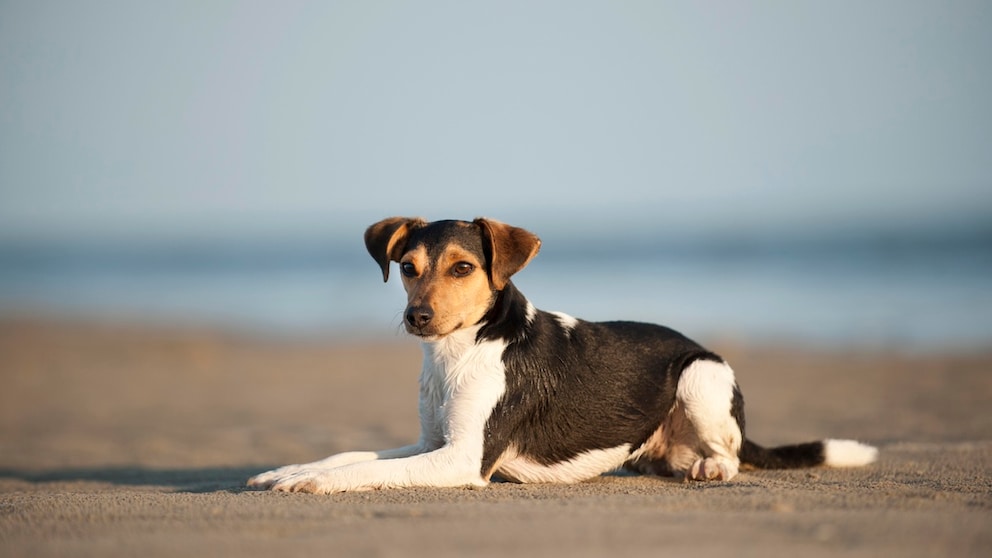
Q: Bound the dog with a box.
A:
[248,217,877,494]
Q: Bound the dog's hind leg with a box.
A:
[666,358,744,481]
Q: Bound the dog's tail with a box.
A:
[740,438,878,470]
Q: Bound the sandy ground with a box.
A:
[1,318,990,557]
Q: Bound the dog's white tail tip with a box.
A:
[823,439,878,467]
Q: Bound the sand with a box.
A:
[1,318,990,557]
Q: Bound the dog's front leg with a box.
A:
[246,443,432,489]
[261,358,505,494]
[266,444,487,494]
[248,376,447,490]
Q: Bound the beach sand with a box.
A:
[1,318,990,557]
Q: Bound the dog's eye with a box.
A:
[400,262,417,277]
[452,262,474,277]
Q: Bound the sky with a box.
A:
[1,0,990,243]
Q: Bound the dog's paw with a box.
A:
[268,470,364,494]
[687,457,739,482]
[247,464,311,490]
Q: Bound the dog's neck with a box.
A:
[477,281,535,343]
[419,320,509,393]
[421,323,482,367]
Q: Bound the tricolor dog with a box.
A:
[248,217,877,494]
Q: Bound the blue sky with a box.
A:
[2,0,990,242]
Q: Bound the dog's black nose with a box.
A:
[405,305,434,328]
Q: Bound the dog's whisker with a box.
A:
[390,311,406,335]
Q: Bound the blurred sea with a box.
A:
[1,226,990,350]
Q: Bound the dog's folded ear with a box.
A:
[475,218,542,290]
[365,217,426,282]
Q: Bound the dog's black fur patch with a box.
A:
[478,282,728,476]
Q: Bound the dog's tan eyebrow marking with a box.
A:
[400,245,430,275]
[439,246,482,270]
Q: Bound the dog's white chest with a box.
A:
[420,328,508,446]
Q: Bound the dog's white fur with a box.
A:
[823,439,880,467]
[496,445,633,484]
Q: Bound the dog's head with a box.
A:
[365,217,541,339]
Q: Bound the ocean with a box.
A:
[1,227,990,350]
